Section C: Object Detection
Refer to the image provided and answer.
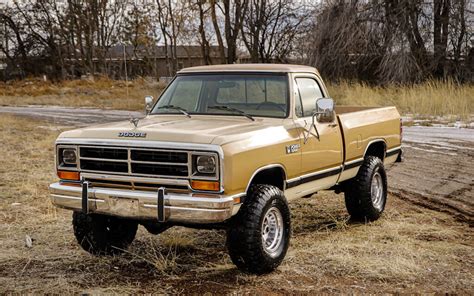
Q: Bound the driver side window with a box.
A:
[295,78,324,117]
[167,79,202,111]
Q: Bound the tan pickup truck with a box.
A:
[50,64,402,274]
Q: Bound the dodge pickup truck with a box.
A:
[50,64,402,274]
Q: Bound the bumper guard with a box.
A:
[50,182,242,224]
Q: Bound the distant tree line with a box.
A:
[0,0,472,83]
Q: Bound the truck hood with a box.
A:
[58,115,287,145]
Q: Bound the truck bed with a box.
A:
[336,106,401,177]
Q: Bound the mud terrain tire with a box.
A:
[344,156,387,221]
[72,212,138,255]
[227,185,291,274]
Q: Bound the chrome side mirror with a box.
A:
[145,96,154,115]
[314,98,335,122]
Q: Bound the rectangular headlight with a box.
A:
[196,155,216,174]
[57,146,78,169]
[192,153,218,178]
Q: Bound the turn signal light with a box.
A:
[191,180,220,191]
[57,170,80,181]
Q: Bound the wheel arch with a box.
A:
[246,164,287,194]
[363,139,387,161]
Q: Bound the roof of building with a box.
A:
[178,63,319,74]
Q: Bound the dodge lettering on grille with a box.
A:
[118,132,147,138]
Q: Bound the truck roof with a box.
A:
[178,63,319,74]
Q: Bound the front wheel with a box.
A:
[227,185,291,274]
[72,212,138,255]
[344,156,388,221]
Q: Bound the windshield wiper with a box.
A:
[208,106,255,121]
[157,105,191,118]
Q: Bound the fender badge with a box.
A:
[286,144,300,154]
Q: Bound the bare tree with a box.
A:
[306,0,473,83]
[1,0,471,82]
[196,0,213,65]
[209,0,248,64]
[7,0,68,79]
[94,0,127,75]
[156,0,189,75]
[0,6,32,78]
[433,0,451,77]
[308,1,380,80]
[449,0,469,78]
[241,0,311,63]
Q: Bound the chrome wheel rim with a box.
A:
[371,172,384,210]
[261,206,284,258]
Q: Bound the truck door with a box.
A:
[288,75,344,197]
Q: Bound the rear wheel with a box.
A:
[344,156,387,221]
[72,212,138,255]
[227,184,291,274]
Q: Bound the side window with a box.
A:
[294,82,303,117]
[295,78,324,117]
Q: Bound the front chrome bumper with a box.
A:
[49,182,242,224]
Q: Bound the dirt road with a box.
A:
[0,105,142,126]
[2,105,472,224]
[389,126,473,225]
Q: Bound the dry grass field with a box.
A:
[0,78,472,121]
[0,114,472,294]
[0,78,161,111]
[328,80,473,121]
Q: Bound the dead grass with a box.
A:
[0,115,473,293]
[288,196,473,290]
[0,77,164,111]
[327,80,473,120]
[0,78,472,120]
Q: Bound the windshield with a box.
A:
[151,74,289,118]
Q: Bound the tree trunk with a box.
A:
[210,0,227,63]
[433,0,451,78]
[197,1,212,65]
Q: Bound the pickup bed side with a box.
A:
[336,106,402,183]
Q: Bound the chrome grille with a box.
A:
[80,159,129,173]
[78,146,190,178]
[80,147,127,160]
[131,150,187,163]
